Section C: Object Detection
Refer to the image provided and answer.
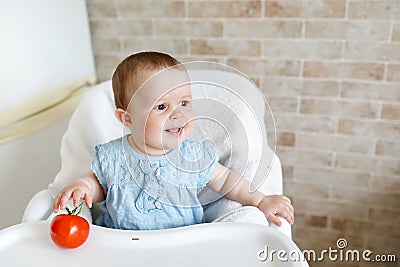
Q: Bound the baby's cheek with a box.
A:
[144,119,164,137]
[184,109,195,124]
[185,121,194,135]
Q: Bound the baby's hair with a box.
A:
[112,51,183,110]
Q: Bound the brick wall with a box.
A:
[86,1,399,266]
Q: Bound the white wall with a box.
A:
[0,0,95,229]
[0,0,95,112]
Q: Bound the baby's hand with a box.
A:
[53,180,94,213]
[257,195,294,226]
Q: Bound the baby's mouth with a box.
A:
[165,127,183,136]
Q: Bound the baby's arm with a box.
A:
[53,173,106,213]
[207,163,294,226]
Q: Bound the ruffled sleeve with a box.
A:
[197,139,219,189]
[91,144,108,190]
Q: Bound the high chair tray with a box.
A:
[0,221,307,266]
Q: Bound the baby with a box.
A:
[53,51,294,230]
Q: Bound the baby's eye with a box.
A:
[180,100,190,107]
[155,104,167,111]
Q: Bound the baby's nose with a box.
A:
[169,107,183,120]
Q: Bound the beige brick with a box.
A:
[332,185,400,209]
[191,39,260,56]
[121,37,187,55]
[331,218,399,239]
[226,58,263,76]
[345,42,400,61]
[177,56,226,64]
[87,2,117,18]
[370,176,400,193]
[293,197,367,218]
[91,37,120,54]
[304,61,385,80]
[284,180,329,199]
[294,167,370,187]
[94,54,124,71]
[375,156,400,179]
[306,21,390,40]
[262,77,303,96]
[387,64,400,82]
[393,22,400,42]
[277,147,333,167]
[189,1,261,17]
[302,80,339,97]
[300,99,380,119]
[282,165,294,179]
[263,40,342,59]
[335,153,375,173]
[274,113,338,133]
[341,82,400,101]
[339,118,400,139]
[348,1,400,19]
[277,131,295,146]
[90,20,152,37]
[335,153,400,177]
[153,20,223,37]
[368,206,400,223]
[117,1,185,18]
[225,20,302,38]
[382,103,400,121]
[296,132,376,154]
[376,140,400,157]
[273,113,337,133]
[268,96,298,112]
[265,1,346,18]
[227,59,300,76]
[303,61,340,78]
[263,60,301,77]
[294,213,328,228]
[340,63,385,81]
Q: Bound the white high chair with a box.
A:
[2,66,310,267]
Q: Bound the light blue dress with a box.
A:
[92,135,219,230]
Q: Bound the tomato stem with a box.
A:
[66,202,84,215]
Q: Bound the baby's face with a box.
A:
[128,68,194,155]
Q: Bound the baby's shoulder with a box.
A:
[94,137,124,159]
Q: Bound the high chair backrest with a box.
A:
[188,68,276,193]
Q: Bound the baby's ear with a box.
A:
[115,108,133,127]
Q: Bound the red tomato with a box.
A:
[50,214,90,248]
